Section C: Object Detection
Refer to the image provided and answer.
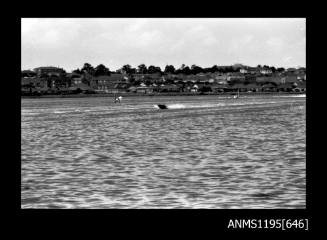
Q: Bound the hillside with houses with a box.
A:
[21,63,306,96]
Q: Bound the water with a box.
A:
[21,94,306,208]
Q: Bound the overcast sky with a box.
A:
[21,18,305,72]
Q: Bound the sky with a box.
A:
[21,18,306,72]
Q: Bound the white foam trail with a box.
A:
[273,94,306,98]
[292,94,306,97]
[166,104,187,109]
[53,111,69,114]
[152,101,293,110]
[154,103,226,109]
[21,112,40,116]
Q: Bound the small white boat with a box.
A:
[114,95,122,103]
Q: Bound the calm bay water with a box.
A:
[21,94,306,208]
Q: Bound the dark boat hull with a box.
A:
[157,104,168,109]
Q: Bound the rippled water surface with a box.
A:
[21,94,306,208]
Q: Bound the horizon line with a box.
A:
[22,63,306,72]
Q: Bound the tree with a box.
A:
[75,88,82,94]
[130,68,137,74]
[137,64,147,74]
[277,67,285,72]
[145,79,152,86]
[133,79,141,86]
[176,64,190,75]
[182,66,191,75]
[220,66,234,73]
[156,66,162,74]
[81,63,95,75]
[72,68,83,74]
[122,64,132,74]
[148,65,155,74]
[199,85,212,92]
[202,67,213,73]
[148,65,161,74]
[191,64,203,75]
[164,65,175,74]
[210,65,219,73]
[94,64,110,76]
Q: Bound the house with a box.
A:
[128,86,137,93]
[89,75,112,90]
[184,73,212,83]
[226,83,260,92]
[72,78,82,86]
[277,82,295,92]
[295,81,306,92]
[68,83,94,93]
[22,70,37,78]
[183,78,196,84]
[105,82,128,93]
[215,74,228,82]
[260,68,273,75]
[296,73,306,81]
[159,84,180,92]
[136,86,153,94]
[67,73,83,85]
[108,73,125,82]
[243,83,260,92]
[116,83,130,91]
[214,74,228,85]
[33,66,65,76]
[21,77,47,89]
[227,75,245,83]
[297,67,306,75]
[134,73,162,83]
[286,68,297,72]
[232,63,245,70]
[197,83,212,92]
[240,68,248,74]
[110,83,129,93]
[151,83,160,92]
[133,74,145,81]
[87,73,129,91]
[211,84,228,93]
[244,75,257,84]
[261,83,278,92]
[240,67,259,74]
[190,84,199,92]
[22,73,69,90]
[256,76,283,85]
[280,76,298,84]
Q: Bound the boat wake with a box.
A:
[273,94,306,98]
[153,101,288,110]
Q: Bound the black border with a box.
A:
[13,4,317,234]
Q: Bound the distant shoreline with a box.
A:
[21,91,305,99]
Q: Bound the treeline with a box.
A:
[72,63,111,76]
[72,63,286,76]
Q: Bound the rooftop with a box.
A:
[34,66,64,70]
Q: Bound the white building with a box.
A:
[260,68,272,74]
